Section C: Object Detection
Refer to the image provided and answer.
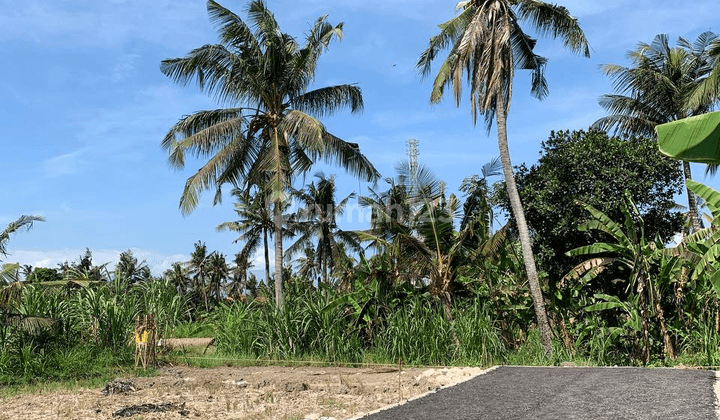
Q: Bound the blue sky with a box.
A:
[2,0,719,277]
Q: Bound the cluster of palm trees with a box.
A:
[160,0,379,307]
[162,242,240,309]
[9,1,720,363]
[162,0,591,355]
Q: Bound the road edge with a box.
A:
[715,371,720,419]
[351,365,500,420]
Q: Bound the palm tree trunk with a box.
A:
[201,272,209,312]
[495,94,553,355]
[323,254,329,288]
[683,160,702,232]
[274,201,284,307]
[263,227,270,286]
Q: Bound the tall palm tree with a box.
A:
[294,247,320,284]
[188,241,211,310]
[164,262,191,294]
[206,252,230,301]
[217,187,278,284]
[228,252,253,298]
[418,0,590,353]
[593,32,719,233]
[285,173,361,287]
[161,0,379,306]
[115,249,151,285]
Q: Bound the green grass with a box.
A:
[164,320,215,338]
[6,276,720,391]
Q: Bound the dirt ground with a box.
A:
[0,345,490,420]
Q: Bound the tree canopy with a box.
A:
[494,129,684,282]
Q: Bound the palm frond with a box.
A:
[177,136,251,215]
[282,111,378,183]
[1,215,45,258]
[162,108,249,169]
[417,5,475,80]
[207,0,259,52]
[160,44,253,105]
[291,84,363,118]
[289,17,344,90]
[515,0,591,57]
[246,0,281,48]
[510,24,548,100]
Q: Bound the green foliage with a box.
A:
[27,267,62,283]
[453,299,504,365]
[495,129,684,282]
[135,278,192,332]
[286,173,361,287]
[375,296,456,365]
[115,250,151,284]
[0,273,193,386]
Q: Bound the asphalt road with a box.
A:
[361,366,717,419]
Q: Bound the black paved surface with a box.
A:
[361,366,717,419]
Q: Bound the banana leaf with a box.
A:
[657,111,720,164]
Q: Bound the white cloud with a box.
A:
[42,150,88,178]
[0,1,210,50]
[111,53,140,83]
[249,247,275,280]
[8,248,188,277]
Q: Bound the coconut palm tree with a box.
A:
[285,173,361,288]
[417,0,590,353]
[0,215,44,260]
[206,252,230,302]
[294,247,320,284]
[188,241,211,310]
[217,187,279,285]
[161,0,379,306]
[164,262,191,294]
[593,32,719,233]
[115,249,151,285]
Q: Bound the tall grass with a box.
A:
[209,292,508,367]
[212,291,365,362]
[135,278,192,333]
[0,278,191,385]
[374,296,456,365]
[453,298,504,365]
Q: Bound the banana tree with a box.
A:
[667,180,720,332]
[564,191,674,362]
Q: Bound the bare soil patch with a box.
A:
[162,337,214,349]
[0,364,490,419]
